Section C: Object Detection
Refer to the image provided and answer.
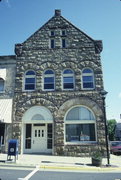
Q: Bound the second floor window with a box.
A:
[82,68,94,89]
[63,69,74,90]
[0,78,5,92]
[24,70,36,91]
[44,69,55,90]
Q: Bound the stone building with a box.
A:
[0,10,107,156]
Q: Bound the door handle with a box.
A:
[33,140,34,144]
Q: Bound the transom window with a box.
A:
[24,70,36,91]
[43,69,55,90]
[63,69,74,90]
[0,78,5,92]
[65,106,96,143]
[82,68,94,89]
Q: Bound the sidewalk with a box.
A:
[0,153,121,172]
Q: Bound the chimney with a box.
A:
[55,9,61,16]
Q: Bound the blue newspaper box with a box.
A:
[7,139,18,161]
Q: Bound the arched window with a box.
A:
[24,70,36,90]
[63,69,74,90]
[65,106,96,143]
[0,78,5,92]
[82,68,94,89]
[43,69,55,90]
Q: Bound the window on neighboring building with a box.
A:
[43,69,55,90]
[0,78,5,92]
[24,70,36,91]
[82,68,94,89]
[50,39,55,48]
[65,106,96,143]
[62,69,74,90]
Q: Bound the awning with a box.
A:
[0,99,12,123]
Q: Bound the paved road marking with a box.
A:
[18,165,39,180]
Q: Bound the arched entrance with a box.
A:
[22,106,53,154]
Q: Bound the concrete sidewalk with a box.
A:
[0,153,121,172]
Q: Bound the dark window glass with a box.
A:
[62,30,66,36]
[0,123,5,145]
[44,70,54,75]
[44,77,54,83]
[25,124,31,149]
[25,84,35,90]
[47,124,52,149]
[62,39,66,48]
[50,39,55,48]
[50,31,55,36]
[63,69,73,74]
[0,78,4,91]
[25,78,35,84]
[83,69,92,73]
[44,84,54,89]
[66,124,95,142]
[26,71,35,75]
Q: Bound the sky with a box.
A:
[0,0,121,121]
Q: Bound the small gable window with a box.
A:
[24,70,36,91]
[0,78,5,92]
[50,30,55,36]
[61,29,66,36]
[50,39,55,48]
[43,69,55,90]
[62,38,66,48]
[82,68,94,89]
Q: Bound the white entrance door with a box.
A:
[32,125,47,153]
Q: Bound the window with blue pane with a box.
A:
[0,78,4,92]
[50,39,55,48]
[82,68,94,89]
[65,106,96,143]
[63,69,74,90]
[24,70,36,91]
[44,70,55,90]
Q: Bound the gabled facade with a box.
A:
[0,10,107,156]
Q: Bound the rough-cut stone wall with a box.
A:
[13,10,106,156]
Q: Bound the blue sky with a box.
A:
[0,0,121,121]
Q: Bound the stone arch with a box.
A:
[58,97,102,119]
[22,105,53,123]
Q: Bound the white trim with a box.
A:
[23,70,36,92]
[62,69,75,90]
[64,105,97,144]
[81,67,95,90]
[43,69,55,91]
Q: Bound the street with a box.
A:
[0,168,121,180]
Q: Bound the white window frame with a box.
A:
[64,106,97,145]
[43,69,55,91]
[23,70,36,91]
[82,68,95,90]
[62,69,75,90]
